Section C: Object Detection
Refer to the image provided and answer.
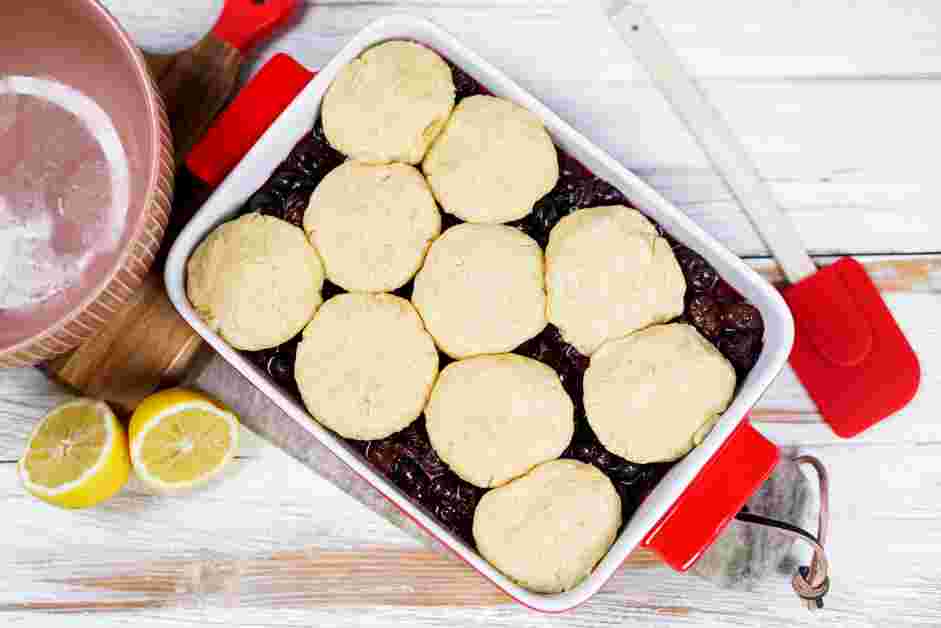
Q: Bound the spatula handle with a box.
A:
[608,3,817,285]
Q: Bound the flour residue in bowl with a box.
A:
[0,75,129,312]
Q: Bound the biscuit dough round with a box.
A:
[412,223,547,358]
[584,323,737,464]
[422,95,558,223]
[294,293,439,440]
[186,213,324,351]
[322,40,455,164]
[303,161,441,292]
[425,354,573,488]
[473,459,621,593]
[545,205,686,355]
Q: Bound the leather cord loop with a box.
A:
[735,455,830,610]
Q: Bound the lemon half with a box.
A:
[129,388,239,492]
[18,399,130,509]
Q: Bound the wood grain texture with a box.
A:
[45,274,203,415]
[150,35,242,162]
[1,439,940,625]
[6,1,941,626]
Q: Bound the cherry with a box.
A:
[687,294,722,338]
[718,330,762,373]
[675,246,718,293]
[365,441,400,476]
[720,302,764,333]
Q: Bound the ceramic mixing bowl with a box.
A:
[0,0,173,366]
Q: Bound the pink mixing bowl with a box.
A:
[0,0,173,367]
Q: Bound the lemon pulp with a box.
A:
[19,399,130,509]
[129,389,239,491]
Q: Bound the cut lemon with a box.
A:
[18,399,130,509]
[129,388,239,492]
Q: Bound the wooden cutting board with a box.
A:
[46,0,298,414]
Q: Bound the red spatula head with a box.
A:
[783,257,920,438]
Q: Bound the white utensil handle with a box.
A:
[608,3,817,284]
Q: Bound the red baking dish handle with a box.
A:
[212,0,299,53]
[641,419,779,571]
[186,53,315,188]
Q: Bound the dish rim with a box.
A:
[164,15,794,612]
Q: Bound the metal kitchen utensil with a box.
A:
[608,2,920,438]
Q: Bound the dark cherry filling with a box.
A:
[241,62,764,546]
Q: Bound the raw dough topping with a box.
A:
[545,205,686,355]
[187,213,324,351]
[239,60,765,555]
[584,323,737,463]
[412,223,547,358]
[473,459,621,593]
[304,160,440,292]
[294,293,439,440]
[322,40,455,164]
[425,354,573,488]
[422,95,558,223]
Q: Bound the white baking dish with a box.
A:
[165,15,794,612]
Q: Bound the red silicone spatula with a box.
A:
[608,3,920,437]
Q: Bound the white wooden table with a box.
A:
[4,1,941,626]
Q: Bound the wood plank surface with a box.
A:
[2,435,940,626]
[4,256,939,625]
[6,1,941,626]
